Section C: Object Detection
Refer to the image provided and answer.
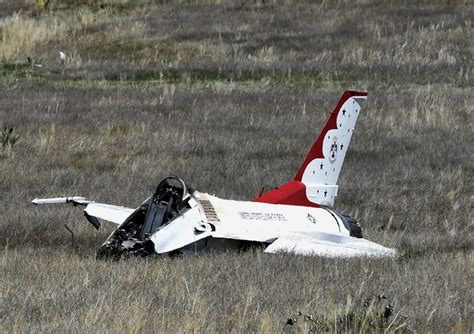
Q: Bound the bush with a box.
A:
[0,128,20,148]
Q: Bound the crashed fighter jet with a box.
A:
[33,91,395,258]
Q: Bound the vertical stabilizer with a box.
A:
[254,91,367,207]
[294,91,367,206]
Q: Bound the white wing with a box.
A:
[84,203,135,225]
[264,232,395,257]
[32,197,135,226]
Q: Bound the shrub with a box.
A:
[35,0,52,11]
[0,128,20,148]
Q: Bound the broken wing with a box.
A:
[32,197,135,226]
[84,203,135,225]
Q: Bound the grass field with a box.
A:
[1,0,473,332]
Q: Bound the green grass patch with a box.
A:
[0,63,45,81]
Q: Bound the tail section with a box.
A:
[295,90,367,206]
[254,91,367,207]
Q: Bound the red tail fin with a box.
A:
[254,91,367,207]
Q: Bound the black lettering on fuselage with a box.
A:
[238,212,288,221]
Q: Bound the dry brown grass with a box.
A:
[1,0,473,332]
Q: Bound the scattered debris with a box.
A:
[27,57,42,68]
[59,51,66,65]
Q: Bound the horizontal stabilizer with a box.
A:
[264,232,395,257]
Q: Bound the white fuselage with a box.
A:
[149,191,350,255]
[196,192,349,240]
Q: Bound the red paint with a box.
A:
[254,91,367,208]
[253,181,318,207]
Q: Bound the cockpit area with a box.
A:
[96,177,192,259]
